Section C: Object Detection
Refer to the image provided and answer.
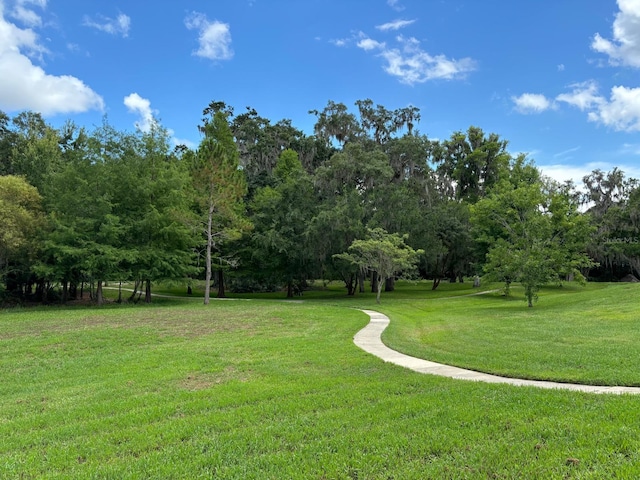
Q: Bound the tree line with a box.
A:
[1,100,639,306]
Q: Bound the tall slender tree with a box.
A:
[192,110,249,303]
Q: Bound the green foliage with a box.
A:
[273,148,302,180]
[432,126,511,203]
[249,150,317,297]
[335,227,422,302]
[0,175,43,287]
[0,102,631,303]
[472,177,594,306]
[583,168,640,279]
[192,110,250,302]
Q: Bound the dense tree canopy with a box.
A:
[0,99,633,306]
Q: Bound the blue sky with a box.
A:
[2,0,640,184]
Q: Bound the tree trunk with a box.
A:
[204,201,214,305]
[117,281,122,303]
[371,271,378,293]
[62,280,68,303]
[432,277,441,290]
[145,279,151,304]
[376,274,383,303]
[96,280,103,305]
[345,274,355,296]
[217,269,226,298]
[129,279,141,302]
[385,277,395,292]
[286,281,293,298]
[358,272,365,293]
[37,280,46,303]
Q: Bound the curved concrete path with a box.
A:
[354,310,640,395]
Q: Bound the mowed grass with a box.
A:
[380,282,640,386]
[1,286,640,478]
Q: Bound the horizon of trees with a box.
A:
[1,100,639,307]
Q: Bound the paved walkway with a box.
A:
[354,310,640,395]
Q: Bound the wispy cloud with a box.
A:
[355,33,476,85]
[387,0,405,12]
[10,0,47,27]
[556,81,604,111]
[553,146,580,159]
[185,12,233,61]
[83,13,131,37]
[375,19,416,32]
[356,37,385,51]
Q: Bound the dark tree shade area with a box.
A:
[0,100,635,306]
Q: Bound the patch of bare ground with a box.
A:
[178,366,250,391]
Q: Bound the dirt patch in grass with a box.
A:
[178,366,250,390]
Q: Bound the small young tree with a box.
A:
[472,178,594,307]
[334,227,422,303]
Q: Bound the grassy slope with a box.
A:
[380,282,640,386]
[1,285,640,478]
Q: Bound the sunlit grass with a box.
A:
[2,282,640,477]
[378,282,640,386]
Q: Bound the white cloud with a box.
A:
[557,63,565,71]
[553,146,581,159]
[387,0,405,11]
[83,13,131,37]
[588,85,640,131]
[185,12,233,61]
[356,34,476,85]
[124,93,196,148]
[540,161,640,186]
[526,81,640,132]
[376,19,416,32]
[592,0,640,67]
[124,93,157,133]
[172,137,196,149]
[0,4,104,115]
[10,0,46,27]
[555,81,604,111]
[620,142,640,155]
[357,36,385,51]
[12,7,41,27]
[512,93,553,113]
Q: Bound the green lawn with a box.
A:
[379,282,640,386]
[1,283,640,478]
